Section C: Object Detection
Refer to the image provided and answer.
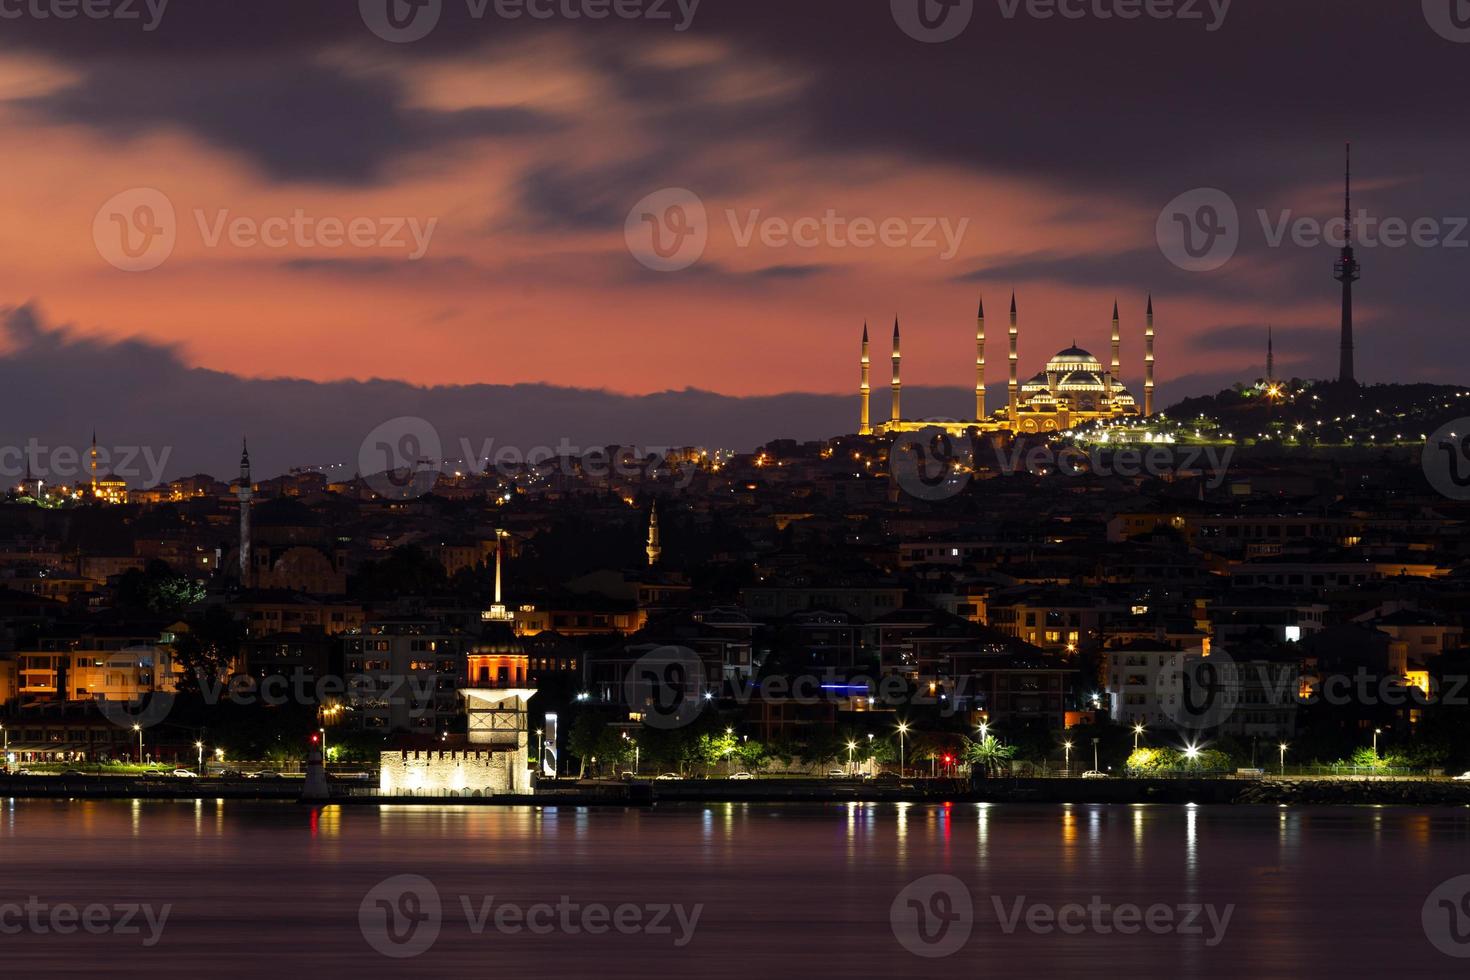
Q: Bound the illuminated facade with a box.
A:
[862,295,1156,436]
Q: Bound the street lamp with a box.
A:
[1278,742,1288,776]
[846,740,857,775]
[195,740,204,774]
[1184,743,1201,763]
[319,728,327,765]
[1063,740,1073,773]
[133,724,143,766]
[977,721,989,741]
[897,722,910,776]
[1092,738,1100,773]
[1132,724,1145,752]
[1372,727,1382,757]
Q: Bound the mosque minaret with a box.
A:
[860,294,1156,436]
[890,318,902,425]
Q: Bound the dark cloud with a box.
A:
[0,306,864,481]
[20,61,553,184]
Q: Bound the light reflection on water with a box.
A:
[0,798,1464,978]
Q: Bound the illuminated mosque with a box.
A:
[860,294,1157,436]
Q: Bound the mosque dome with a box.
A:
[1046,346,1103,372]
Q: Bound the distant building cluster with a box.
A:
[0,400,1466,781]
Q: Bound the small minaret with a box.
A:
[859,323,872,435]
[486,528,512,621]
[975,296,986,421]
[89,430,98,498]
[646,505,661,567]
[890,317,902,424]
[1007,294,1019,425]
[1266,325,1275,383]
[1144,295,1156,417]
[1335,142,1359,386]
[237,439,253,584]
[1109,300,1121,409]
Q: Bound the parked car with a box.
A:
[172,769,198,778]
[655,773,680,781]
[216,769,244,779]
[1453,771,1470,781]
[730,772,754,780]
[1081,770,1110,779]
[827,769,847,778]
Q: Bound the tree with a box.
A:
[964,735,1017,777]
[172,605,244,693]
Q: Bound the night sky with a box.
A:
[2,1,1467,477]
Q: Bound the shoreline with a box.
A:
[6,775,1470,806]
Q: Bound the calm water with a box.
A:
[3,799,1469,977]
